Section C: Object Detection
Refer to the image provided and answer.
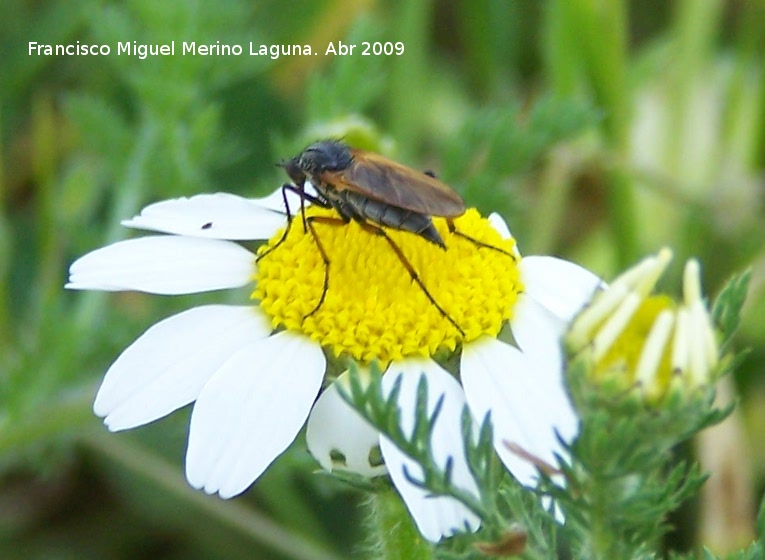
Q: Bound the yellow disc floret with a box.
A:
[594,295,676,394]
[253,207,522,363]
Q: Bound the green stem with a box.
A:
[73,117,155,331]
[389,0,431,155]
[529,147,575,255]
[363,488,434,560]
[545,0,639,266]
[31,94,65,318]
[0,103,9,355]
[588,484,614,560]
[82,434,345,560]
[744,1,765,169]
[583,1,637,267]
[664,0,724,175]
[666,0,723,263]
[0,389,95,453]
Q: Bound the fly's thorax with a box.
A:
[299,140,353,174]
[312,183,356,222]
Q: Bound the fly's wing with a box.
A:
[315,149,465,217]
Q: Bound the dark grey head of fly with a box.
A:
[299,139,353,174]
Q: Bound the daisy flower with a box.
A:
[67,186,602,542]
[566,248,719,401]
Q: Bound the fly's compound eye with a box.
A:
[285,158,307,186]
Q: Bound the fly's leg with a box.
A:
[358,221,466,338]
[420,170,518,262]
[447,219,518,262]
[303,217,466,337]
[256,183,332,263]
[302,215,349,318]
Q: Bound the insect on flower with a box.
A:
[260,139,514,335]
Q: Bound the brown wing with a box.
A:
[315,149,465,217]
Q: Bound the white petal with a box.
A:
[487,212,520,256]
[461,336,577,487]
[380,359,481,542]
[520,256,604,323]
[185,331,325,498]
[94,305,272,430]
[510,294,565,372]
[306,373,386,478]
[66,236,255,294]
[121,193,287,240]
[509,298,578,442]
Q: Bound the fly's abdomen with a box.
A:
[343,190,445,247]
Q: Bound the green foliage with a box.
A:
[440,96,599,217]
[338,319,745,559]
[1,0,763,558]
[552,350,733,559]
[713,270,752,350]
[305,18,388,121]
[342,363,560,560]
[343,363,490,522]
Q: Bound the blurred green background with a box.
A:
[1,0,764,558]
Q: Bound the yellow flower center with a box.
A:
[594,295,676,392]
[253,207,522,363]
